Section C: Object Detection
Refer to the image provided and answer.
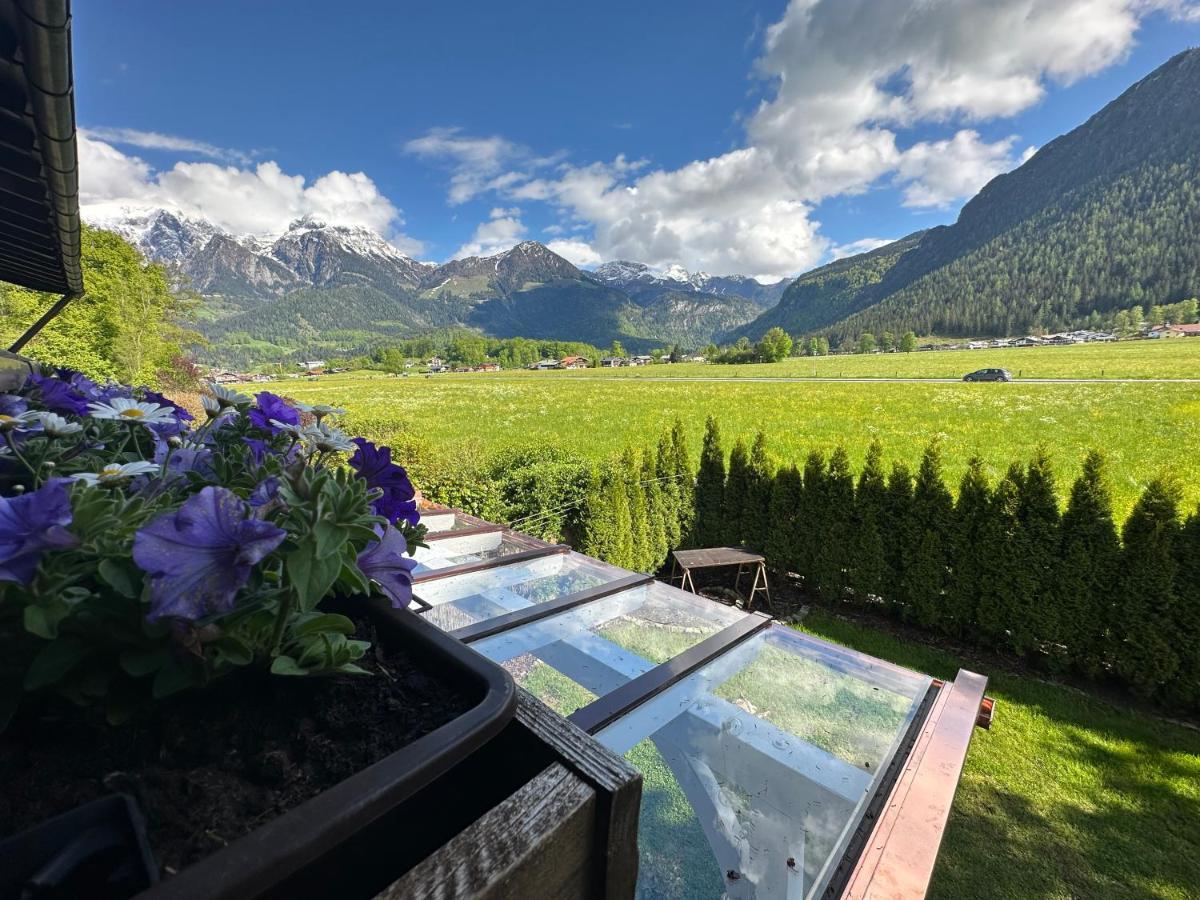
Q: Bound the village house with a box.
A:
[629,355,654,366]
[560,356,590,369]
[599,356,626,367]
[528,358,561,370]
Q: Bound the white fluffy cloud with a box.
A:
[897,131,1036,209]
[83,126,251,164]
[412,0,1175,276]
[78,132,422,253]
[454,208,527,258]
[545,239,603,267]
[830,237,896,260]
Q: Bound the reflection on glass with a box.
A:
[420,511,489,534]
[412,531,543,573]
[414,552,627,632]
[472,581,745,716]
[595,627,932,900]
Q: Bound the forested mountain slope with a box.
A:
[742,48,1200,341]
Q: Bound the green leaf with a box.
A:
[24,638,88,690]
[213,636,254,667]
[334,662,371,676]
[270,655,310,676]
[151,660,196,699]
[291,613,356,638]
[24,604,64,640]
[312,517,348,559]
[286,540,343,612]
[119,647,172,678]
[98,559,138,598]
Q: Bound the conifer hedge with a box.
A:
[418,417,1200,711]
[681,424,1200,711]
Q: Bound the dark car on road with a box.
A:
[963,368,1013,382]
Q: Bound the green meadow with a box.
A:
[274,370,1200,517]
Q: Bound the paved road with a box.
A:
[539,375,1200,384]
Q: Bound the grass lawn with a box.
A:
[546,338,1200,380]
[273,373,1200,516]
[796,612,1200,900]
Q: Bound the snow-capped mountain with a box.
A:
[591,260,787,307]
[91,207,434,299]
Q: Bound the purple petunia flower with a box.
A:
[356,525,417,609]
[142,389,194,423]
[133,486,287,622]
[248,476,280,509]
[0,479,81,585]
[348,438,419,527]
[152,437,213,481]
[28,372,91,417]
[0,394,28,416]
[248,392,299,435]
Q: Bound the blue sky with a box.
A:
[74,1,1200,278]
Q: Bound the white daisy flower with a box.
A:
[302,422,356,453]
[71,460,160,485]
[205,382,251,410]
[36,412,83,437]
[88,398,178,427]
[270,419,306,437]
[0,410,41,432]
[295,402,346,421]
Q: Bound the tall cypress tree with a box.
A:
[724,437,751,546]
[656,431,681,551]
[946,458,992,637]
[901,441,954,630]
[1170,506,1200,709]
[1115,478,1182,698]
[693,417,725,547]
[796,449,827,585]
[642,448,669,572]
[1014,448,1061,655]
[579,464,616,562]
[882,461,914,615]
[850,440,889,604]
[670,419,695,545]
[765,464,803,575]
[741,432,773,552]
[624,447,652,572]
[1054,451,1119,675]
[975,465,1030,651]
[814,446,855,601]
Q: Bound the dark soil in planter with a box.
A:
[0,612,471,877]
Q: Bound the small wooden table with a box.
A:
[669,547,773,612]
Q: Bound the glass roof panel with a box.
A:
[412,531,545,574]
[594,626,932,900]
[420,510,490,534]
[471,581,746,716]
[413,551,628,633]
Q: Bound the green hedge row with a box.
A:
[408,417,1199,711]
[693,417,1200,711]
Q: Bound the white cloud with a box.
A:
[78,133,424,253]
[413,0,1171,276]
[404,127,562,205]
[831,237,895,260]
[83,126,251,164]
[546,239,602,267]
[896,130,1030,208]
[454,209,527,258]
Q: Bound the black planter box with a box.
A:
[130,602,517,900]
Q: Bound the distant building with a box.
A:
[476,362,502,372]
[529,359,560,370]
[629,355,653,366]
[560,355,590,369]
[599,356,626,367]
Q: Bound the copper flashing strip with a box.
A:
[411,543,571,584]
[842,669,988,900]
